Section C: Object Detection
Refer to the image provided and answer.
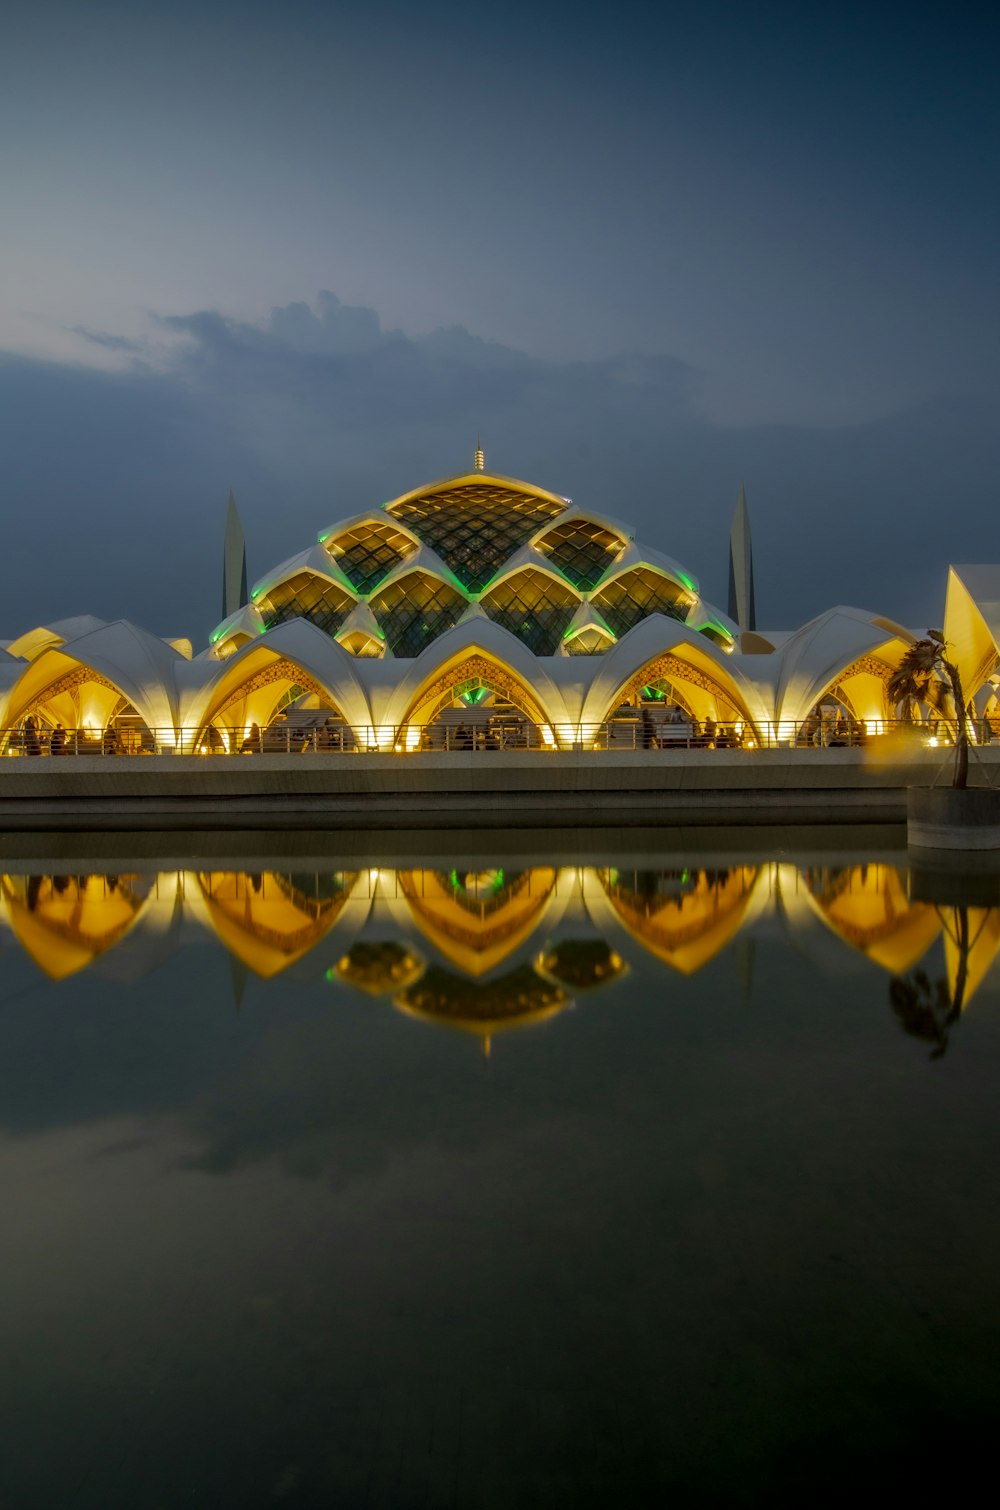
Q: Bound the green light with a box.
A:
[324,966,336,981]
[702,620,734,643]
[642,685,665,700]
[676,571,696,592]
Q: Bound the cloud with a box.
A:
[1,292,997,643]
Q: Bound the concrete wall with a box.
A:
[2,745,996,829]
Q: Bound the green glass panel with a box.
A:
[390,484,565,593]
[369,574,467,657]
[535,518,625,591]
[591,570,687,640]
[258,574,355,638]
[481,569,579,656]
[327,522,416,594]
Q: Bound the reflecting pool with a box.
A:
[2,827,1000,1506]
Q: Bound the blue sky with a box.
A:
[1,0,998,639]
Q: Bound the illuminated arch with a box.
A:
[400,651,552,744]
[194,654,350,749]
[385,474,568,594]
[254,568,357,638]
[332,940,425,995]
[2,657,158,753]
[801,652,902,731]
[598,650,761,737]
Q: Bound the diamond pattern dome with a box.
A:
[210,471,735,660]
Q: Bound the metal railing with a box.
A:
[1,717,990,757]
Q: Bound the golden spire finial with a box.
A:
[474,437,485,472]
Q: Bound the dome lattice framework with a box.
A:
[210,470,737,662]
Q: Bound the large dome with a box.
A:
[208,470,737,661]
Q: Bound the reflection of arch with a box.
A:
[941,906,1000,1009]
[194,871,360,978]
[0,873,150,980]
[604,652,758,735]
[401,653,550,733]
[397,867,558,976]
[801,865,941,973]
[596,866,760,973]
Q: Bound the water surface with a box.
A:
[1,828,999,1507]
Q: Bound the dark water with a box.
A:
[1,827,999,1508]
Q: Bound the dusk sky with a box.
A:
[2,0,998,640]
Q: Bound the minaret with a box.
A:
[728,483,756,632]
[474,438,485,472]
[222,490,248,621]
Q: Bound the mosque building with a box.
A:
[2,452,999,752]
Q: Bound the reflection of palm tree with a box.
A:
[889,906,971,1058]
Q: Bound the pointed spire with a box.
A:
[474,437,485,472]
[222,490,248,621]
[728,482,756,632]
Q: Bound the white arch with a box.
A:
[773,607,915,730]
[2,620,183,746]
[180,619,374,744]
[371,620,574,735]
[578,617,773,734]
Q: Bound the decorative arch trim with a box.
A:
[602,651,759,733]
[401,652,550,729]
[197,656,345,736]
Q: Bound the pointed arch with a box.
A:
[400,650,551,734]
[2,652,160,753]
[194,654,351,749]
[595,649,762,738]
[790,651,903,733]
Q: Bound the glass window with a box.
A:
[535,518,625,591]
[591,568,688,639]
[480,569,580,656]
[325,521,416,594]
[388,484,565,593]
[369,572,467,657]
[257,573,356,637]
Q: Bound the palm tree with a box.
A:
[887,631,970,789]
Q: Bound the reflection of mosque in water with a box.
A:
[1,861,998,1043]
